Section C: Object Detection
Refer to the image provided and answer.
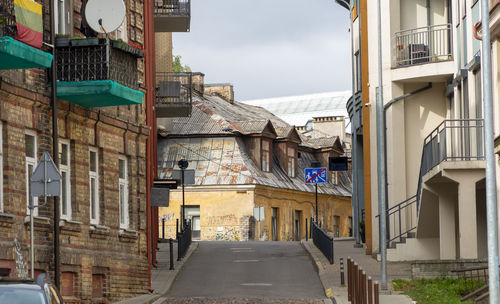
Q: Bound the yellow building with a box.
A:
[156,84,352,241]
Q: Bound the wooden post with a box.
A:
[374,281,380,304]
[368,276,373,304]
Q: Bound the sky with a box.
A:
[172,0,352,101]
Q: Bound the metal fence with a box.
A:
[56,40,139,89]
[393,23,452,67]
[452,266,490,303]
[311,220,334,264]
[154,0,190,16]
[0,0,17,37]
[177,220,192,260]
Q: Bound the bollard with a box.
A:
[374,281,380,304]
[169,238,174,270]
[347,258,352,302]
[354,263,359,304]
[361,271,367,304]
[340,258,345,286]
[177,235,182,261]
[305,218,308,241]
[368,276,373,304]
[162,218,166,240]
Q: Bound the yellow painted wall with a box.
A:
[158,185,352,241]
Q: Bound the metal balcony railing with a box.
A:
[155,72,193,117]
[56,39,139,89]
[0,0,17,37]
[154,0,190,32]
[393,23,452,67]
[154,0,190,16]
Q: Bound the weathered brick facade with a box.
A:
[0,0,151,303]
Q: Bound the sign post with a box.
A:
[30,152,61,279]
[305,167,327,222]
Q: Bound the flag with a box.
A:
[13,0,43,49]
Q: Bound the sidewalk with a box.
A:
[301,239,414,304]
[115,240,198,304]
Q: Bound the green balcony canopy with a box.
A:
[0,36,53,70]
[56,80,144,108]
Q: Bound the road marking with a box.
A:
[232,250,255,253]
[230,247,253,250]
[233,259,259,263]
[240,283,273,286]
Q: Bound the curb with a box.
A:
[113,242,199,304]
[300,241,335,302]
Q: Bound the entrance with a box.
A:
[182,205,200,240]
[294,210,302,241]
[272,207,278,241]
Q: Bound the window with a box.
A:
[54,0,71,35]
[111,17,128,41]
[119,157,128,229]
[332,172,339,185]
[89,148,99,225]
[59,140,71,220]
[261,140,270,172]
[287,146,295,177]
[25,132,37,216]
[333,216,340,237]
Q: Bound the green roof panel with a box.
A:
[0,36,53,70]
[57,80,144,108]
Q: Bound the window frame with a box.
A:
[261,139,270,172]
[25,131,38,216]
[89,147,99,225]
[59,139,71,221]
[287,146,296,177]
[118,156,129,229]
[54,0,71,35]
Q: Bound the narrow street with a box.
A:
[160,242,327,303]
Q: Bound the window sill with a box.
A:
[119,228,138,242]
[89,224,110,239]
[59,219,82,235]
[0,212,15,228]
[24,215,51,230]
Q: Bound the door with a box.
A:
[294,210,302,241]
[192,216,200,239]
[272,207,278,241]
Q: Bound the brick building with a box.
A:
[0,0,169,302]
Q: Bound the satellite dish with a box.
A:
[85,0,126,34]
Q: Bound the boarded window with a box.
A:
[92,274,104,298]
[61,272,74,296]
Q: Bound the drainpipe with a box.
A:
[479,0,500,302]
[50,0,60,289]
[382,83,432,243]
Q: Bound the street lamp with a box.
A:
[178,159,188,228]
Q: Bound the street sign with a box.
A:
[253,206,265,221]
[329,157,348,171]
[151,187,170,207]
[305,168,327,184]
[31,152,62,197]
[172,169,195,185]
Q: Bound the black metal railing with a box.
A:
[177,220,192,260]
[452,266,490,302]
[393,23,452,67]
[156,72,193,117]
[312,220,334,264]
[154,0,190,17]
[56,39,139,89]
[376,195,417,247]
[0,0,17,37]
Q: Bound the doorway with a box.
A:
[272,207,278,241]
[182,205,200,240]
[294,210,302,241]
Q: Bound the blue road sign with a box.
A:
[305,168,327,184]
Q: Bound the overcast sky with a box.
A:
[172,0,351,101]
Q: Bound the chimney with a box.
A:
[312,116,346,141]
[191,72,205,95]
[205,83,234,103]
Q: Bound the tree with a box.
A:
[172,55,191,73]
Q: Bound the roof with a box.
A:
[241,91,351,127]
[160,92,352,197]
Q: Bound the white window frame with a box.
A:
[54,0,71,35]
[89,147,99,225]
[59,139,71,220]
[118,156,129,229]
[112,17,128,41]
[261,140,270,172]
[25,131,38,216]
[287,146,296,177]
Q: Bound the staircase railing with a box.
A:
[379,119,484,247]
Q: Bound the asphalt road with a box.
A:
[164,241,326,302]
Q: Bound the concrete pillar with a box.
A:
[457,180,478,259]
[439,190,457,259]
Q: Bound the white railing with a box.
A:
[393,23,452,67]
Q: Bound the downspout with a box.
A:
[382,83,432,243]
[50,0,61,289]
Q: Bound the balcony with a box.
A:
[393,24,452,68]
[0,0,53,70]
[154,0,190,32]
[155,72,192,117]
[56,39,144,108]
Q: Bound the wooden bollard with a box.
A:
[374,281,380,304]
[361,271,367,304]
[367,276,373,304]
[354,263,359,304]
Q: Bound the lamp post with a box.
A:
[178,159,188,228]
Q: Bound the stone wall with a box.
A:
[411,259,488,280]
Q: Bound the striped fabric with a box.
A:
[13,0,43,49]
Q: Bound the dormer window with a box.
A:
[262,140,270,172]
[287,146,296,177]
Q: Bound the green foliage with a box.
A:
[393,277,483,304]
[172,55,191,73]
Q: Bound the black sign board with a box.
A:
[329,157,348,171]
[151,187,170,207]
